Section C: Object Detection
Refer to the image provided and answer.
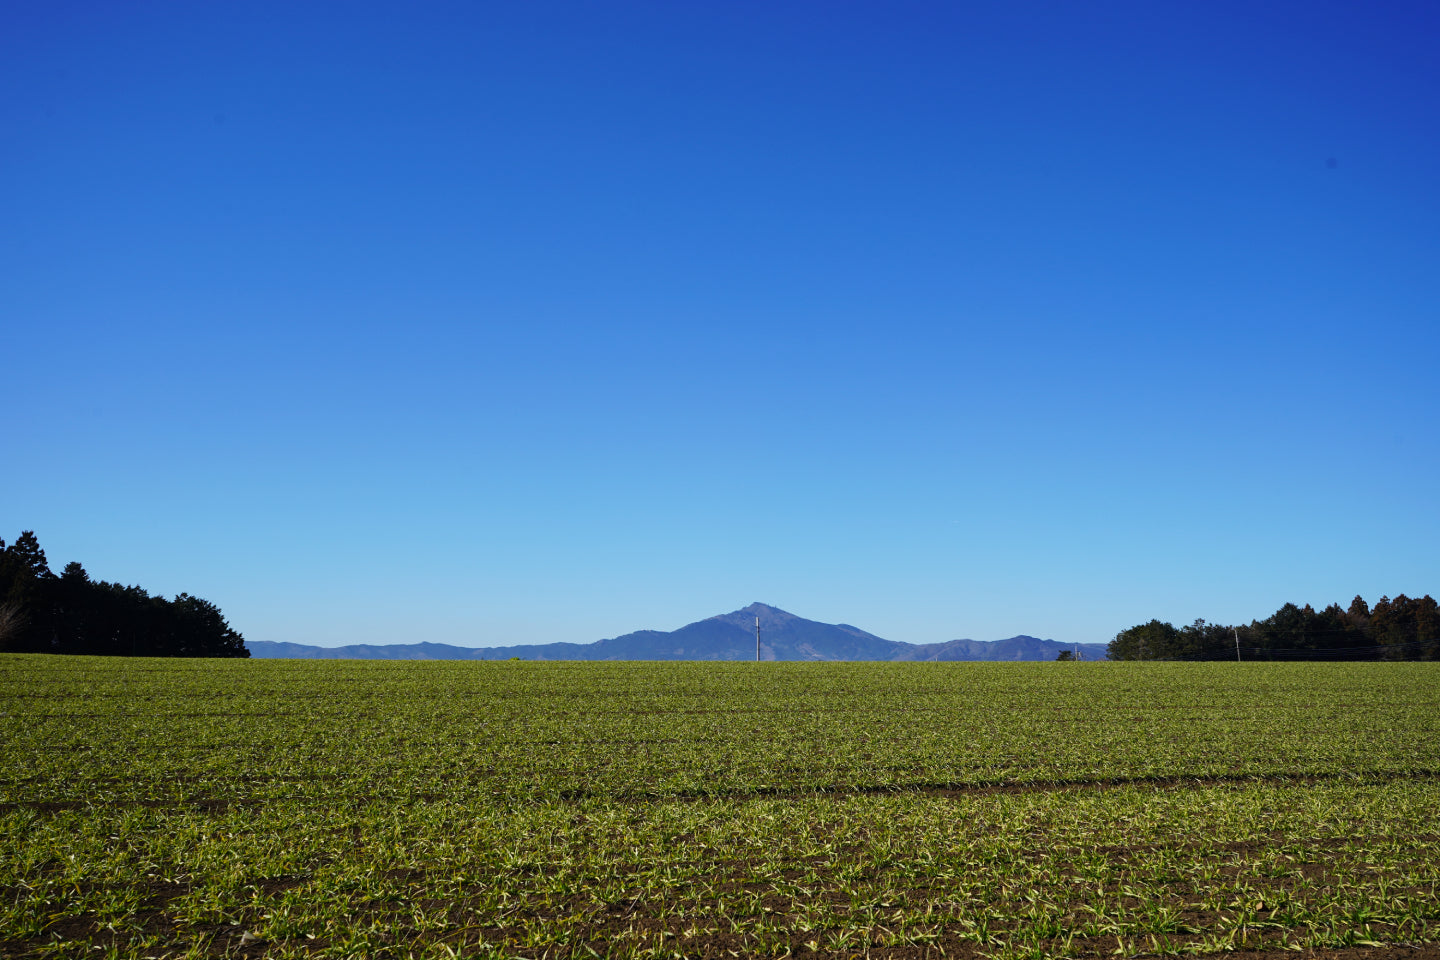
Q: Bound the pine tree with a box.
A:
[0,531,248,657]
[6,531,52,581]
[0,531,53,650]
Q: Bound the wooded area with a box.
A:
[0,531,247,657]
[1108,595,1440,660]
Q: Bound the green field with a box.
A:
[2,657,1438,959]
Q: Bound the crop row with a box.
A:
[1,656,1437,958]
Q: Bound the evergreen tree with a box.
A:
[1107,619,1181,659]
[0,532,54,650]
[0,537,25,651]
[1370,595,1440,660]
[6,531,52,581]
[171,594,247,657]
[0,531,248,658]
[1108,592,1435,663]
[1174,619,1239,660]
[1247,601,1368,659]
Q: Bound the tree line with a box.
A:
[1108,595,1440,660]
[0,531,248,657]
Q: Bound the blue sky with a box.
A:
[4,1,1437,648]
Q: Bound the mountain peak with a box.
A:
[248,605,1110,662]
[710,602,800,632]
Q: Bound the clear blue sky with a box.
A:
[4,1,1437,648]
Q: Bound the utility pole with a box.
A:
[1234,627,1242,662]
[755,616,761,662]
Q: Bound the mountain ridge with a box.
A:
[247,602,1109,661]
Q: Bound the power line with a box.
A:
[1131,638,1440,662]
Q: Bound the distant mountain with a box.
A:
[897,635,1109,662]
[248,603,1107,662]
[470,603,910,661]
[245,640,491,660]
